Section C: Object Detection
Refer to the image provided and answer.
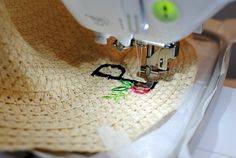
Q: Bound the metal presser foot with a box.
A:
[112,38,180,82]
[139,42,180,81]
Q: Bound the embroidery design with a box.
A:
[102,80,133,102]
[92,64,157,101]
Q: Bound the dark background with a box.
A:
[214,1,236,78]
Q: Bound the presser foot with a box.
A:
[138,42,179,81]
[138,66,168,81]
[111,37,179,82]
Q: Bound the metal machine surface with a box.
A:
[62,0,233,81]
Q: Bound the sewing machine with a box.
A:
[62,0,233,81]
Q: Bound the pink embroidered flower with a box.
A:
[102,80,153,102]
[131,86,151,94]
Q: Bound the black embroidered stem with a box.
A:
[91,64,157,90]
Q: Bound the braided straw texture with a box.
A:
[0,0,197,152]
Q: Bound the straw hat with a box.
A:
[0,0,197,152]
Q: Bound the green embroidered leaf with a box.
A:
[102,95,113,99]
[114,96,120,102]
[102,91,130,102]
[116,92,124,97]
[120,80,134,87]
[102,80,133,101]
[109,93,118,97]
[124,92,130,100]
[112,86,130,92]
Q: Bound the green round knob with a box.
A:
[152,0,179,22]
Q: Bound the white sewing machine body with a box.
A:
[62,0,231,46]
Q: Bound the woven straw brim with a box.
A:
[0,0,197,152]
